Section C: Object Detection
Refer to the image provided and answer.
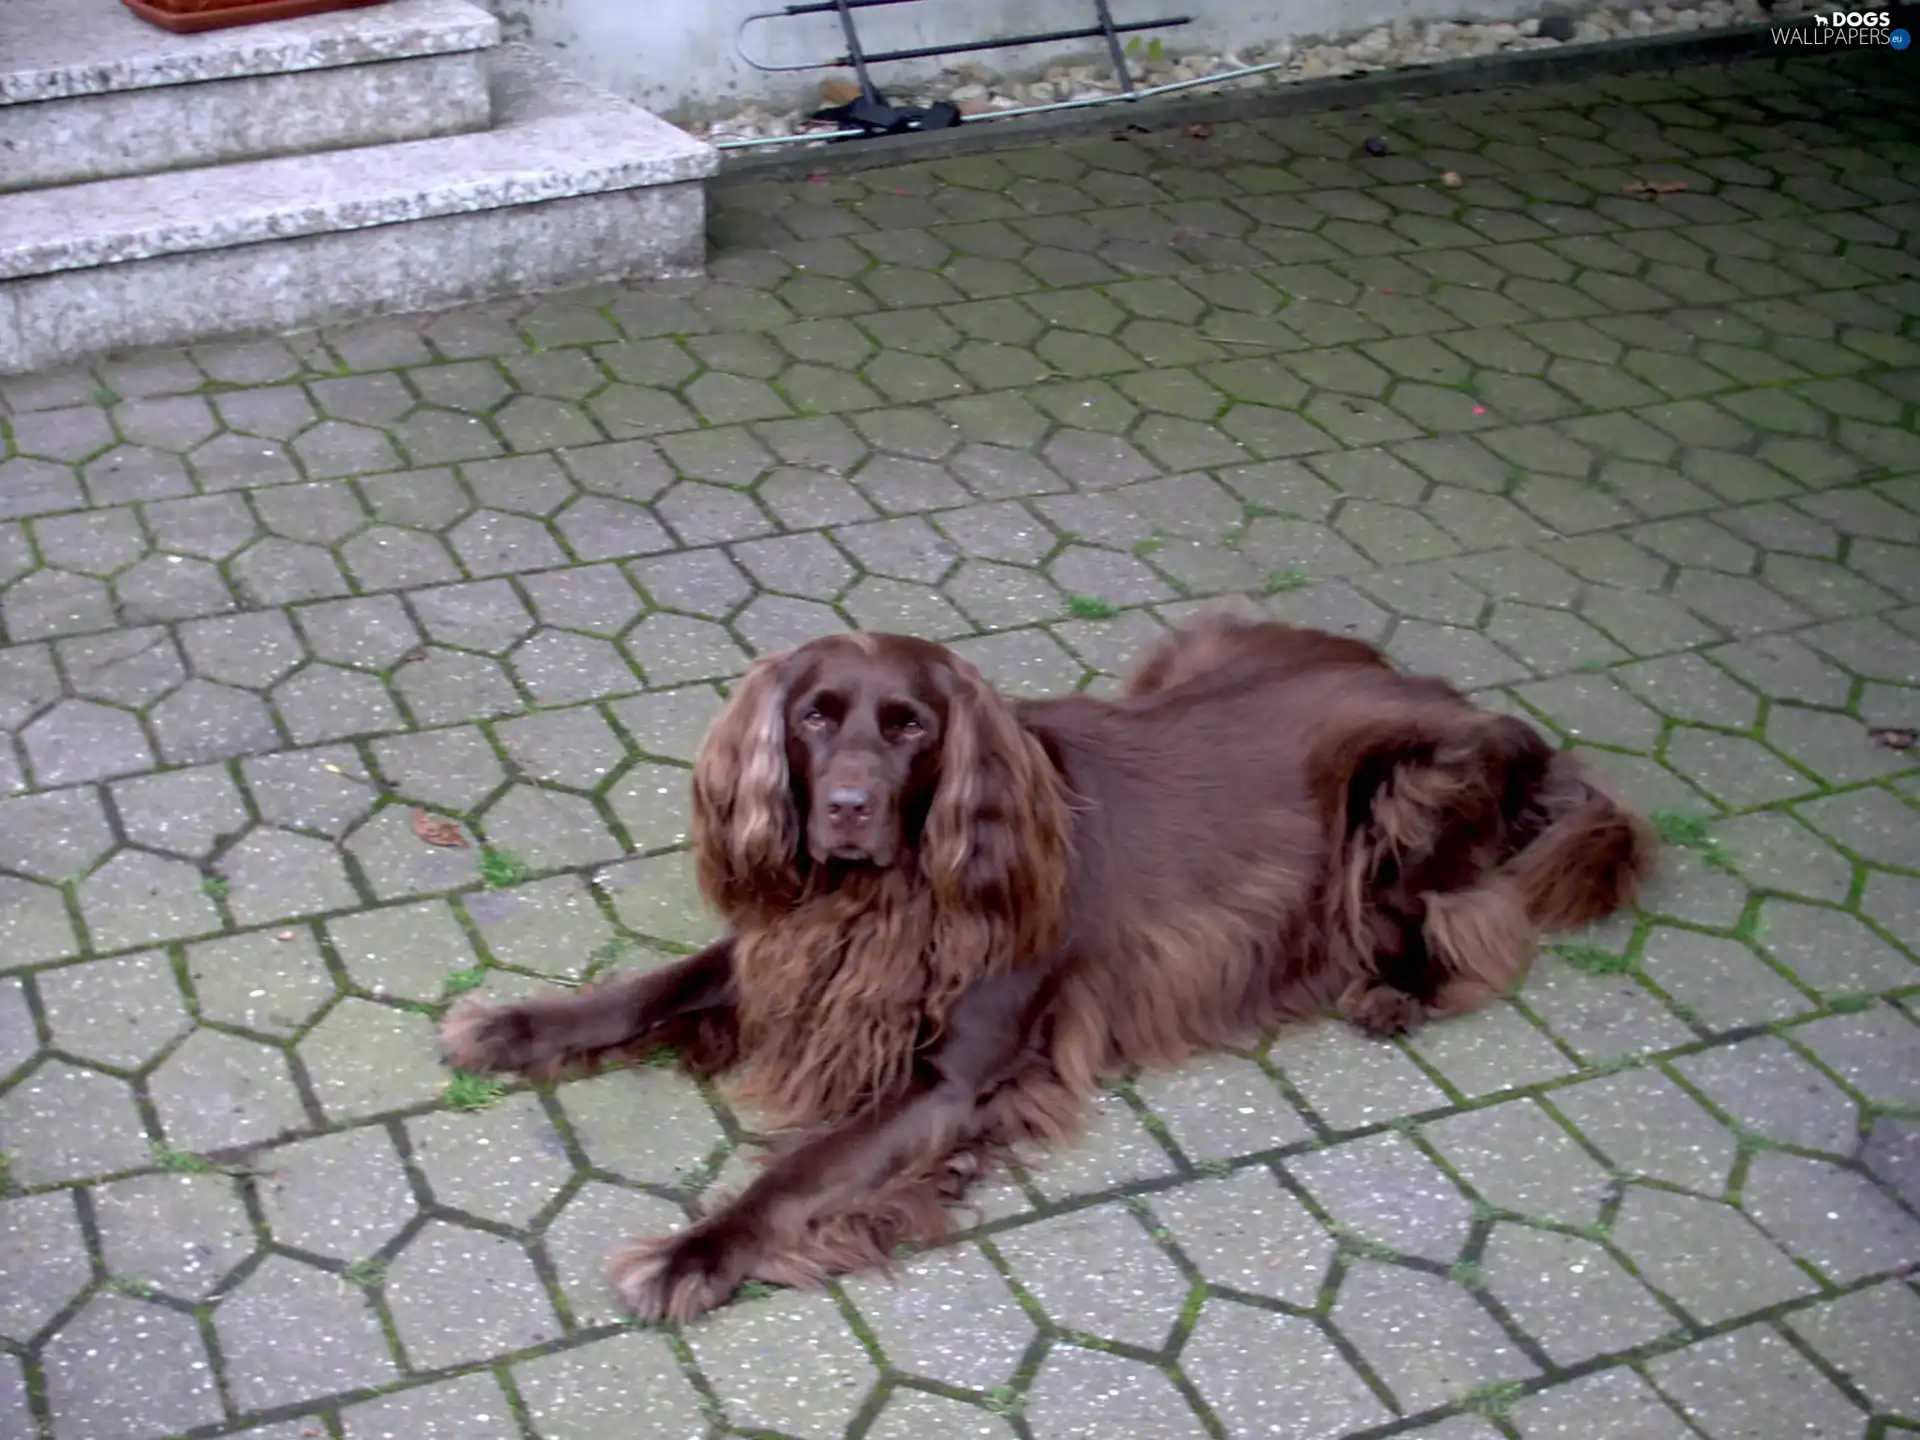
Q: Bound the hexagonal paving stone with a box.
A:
[480,782,623,869]
[1404,1001,1574,1098]
[540,1180,685,1328]
[1646,1324,1866,1440]
[396,648,525,727]
[1788,1005,1920,1112]
[372,726,506,813]
[0,786,115,880]
[1183,1298,1392,1439]
[516,1330,710,1438]
[1740,1149,1920,1285]
[384,1219,559,1369]
[38,950,191,1069]
[216,1254,398,1410]
[1023,1342,1209,1440]
[80,849,223,950]
[1480,1223,1677,1367]
[1288,1124,1472,1267]
[992,1203,1188,1349]
[329,898,476,1002]
[1637,928,1811,1033]
[257,1124,416,1259]
[1783,1280,1920,1419]
[408,1092,573,1227]
[149,1027,308,1153]
[598,849,720,946]
[1024,1089,1175,1199]
[1509,1366,1694,1439]
[1150,1167,1334,1306]
[41,1294,224,1440]
[111,764,249,859]
[0,874,82,963]
[686,1287,878,1440]
[1607,1186,1814,1327]
[343,804,480,901]
[0,1191,93,1342]
[1330,1261,1537,1414]
[1674,1034,1860,1155]
[867,1391,1016,1440]
[1755,898,1918,997]
[558,1065,721,1185]
[92,1171,253,1299]
[220,826,359,926]
[185,926,337,1036]
[1270,1022,1449,1130]
[1547,1068,1736,1195]
[340,1371,521,1440]
[242,744,381,839]
[844,1242,1031,1392]
[1133,1053,1311,1161]
[298,997,447,1120]
[21,698,153,786]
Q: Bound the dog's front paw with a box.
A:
[438,998,549,1075]
[610,1225,753,1324]
[1338,981,1425,1039]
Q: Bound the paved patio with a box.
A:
[2,47,1918,1440]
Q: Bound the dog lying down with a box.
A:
[441,610,1654,1323]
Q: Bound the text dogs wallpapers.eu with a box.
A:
[441,610,1654,1322]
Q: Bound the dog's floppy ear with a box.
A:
[923,654,1071,960]
[693,651,801,916]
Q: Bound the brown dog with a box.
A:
[441,612,1654,1322]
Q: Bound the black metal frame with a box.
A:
[738,0,1192,136]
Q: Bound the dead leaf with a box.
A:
[411,809,469,848]
[1869,726,1917,751]
[1186,122,1212,140]
[276,930,296,942]
[1624,178,1689,198]
[403,648,427,664]
[820,77,861,107]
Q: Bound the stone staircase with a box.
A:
[0,0,717,375]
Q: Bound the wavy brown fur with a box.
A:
[439,614,1655,1323]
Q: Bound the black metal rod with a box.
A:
[1090,0,1137,95]
[831,0,882,102]
[828,15,1190,69]
[778,0,920,15]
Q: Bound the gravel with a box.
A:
[688,0,1805,145]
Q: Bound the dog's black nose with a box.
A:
[826,787,873,826]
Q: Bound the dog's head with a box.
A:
[692,633,1064,920]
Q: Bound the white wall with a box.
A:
[487,0,1544,121]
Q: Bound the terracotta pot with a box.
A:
[121,0,390,35]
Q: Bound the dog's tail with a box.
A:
[1501,750,1658,934]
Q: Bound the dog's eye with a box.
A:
[801,709,828,731]
[898,718,924,739]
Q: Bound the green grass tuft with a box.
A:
[1132,534,1166,557]
[343,1258,387,1288]
[1466,1380,1529,1420]
[478,847,531,888]
[1448,1261,1487,1291]
[444,1070,507,1111]
[1825,993,1877,1014]
[1264,567,1311,595]
[1556,940,1630,975]
[201,876,230,900]
[153,1145,215,1174]
[1651,807,1734,872]
[1065,594,1119,620]
[442,966,486,999]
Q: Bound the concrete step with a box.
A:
[0,44,719,375]
[0,0,498,191]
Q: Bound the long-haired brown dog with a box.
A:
[441,611,1654,1322]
